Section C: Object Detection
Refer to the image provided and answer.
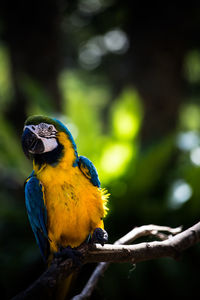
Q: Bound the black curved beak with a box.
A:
[22,128,44,158]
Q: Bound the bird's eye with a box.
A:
[48,125,53,132]
[31,126,35,130]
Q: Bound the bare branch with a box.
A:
[12,257,76,300]
[71,262,109,300]
[115,224,182,245]
[12,223,200,300]
[71,224,182,300]
[85,222,200,263]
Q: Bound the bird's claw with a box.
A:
[91,228,108,246]
[54,246,82,266]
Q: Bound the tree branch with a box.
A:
[12,223,200,300]
[71,224,182,300]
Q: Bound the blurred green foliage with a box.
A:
[1,3,200,300]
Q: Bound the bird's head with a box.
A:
[22,115,77,166]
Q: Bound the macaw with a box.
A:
[21,115,109,264]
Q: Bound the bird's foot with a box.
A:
[91,228,108,246]
[54,246,82,266]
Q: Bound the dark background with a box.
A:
[1,1,200,299]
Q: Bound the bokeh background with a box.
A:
[1,1,200,299]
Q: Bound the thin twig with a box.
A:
[115,224,182,245]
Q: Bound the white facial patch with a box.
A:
[41,137,58,153]
[24,123,58,153]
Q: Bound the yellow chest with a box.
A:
[35,163,104,252]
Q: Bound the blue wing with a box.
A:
[78,156,100,187]
[25,175,49,261]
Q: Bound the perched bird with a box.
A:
[21,115,109,293]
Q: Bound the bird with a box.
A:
[21,115,109,296]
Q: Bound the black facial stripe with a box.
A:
[39,135,56,139]
[34,142,64,166]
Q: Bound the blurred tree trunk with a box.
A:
[0,0,63,135]
[125,3,198,147]
[131,36,185,146]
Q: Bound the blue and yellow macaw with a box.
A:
[21,115,109,264]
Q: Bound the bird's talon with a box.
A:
[91,228,108,246]
[54,246,82,266]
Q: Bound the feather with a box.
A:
[78,156,101,187]
[25,176,49,261]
